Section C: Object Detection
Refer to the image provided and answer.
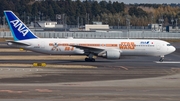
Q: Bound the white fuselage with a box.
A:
[4,10,176,61]
[11,38,176,57]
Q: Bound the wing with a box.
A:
[70,45,106,56]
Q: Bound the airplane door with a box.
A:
[155,43,161,56]
[156,43,161,50]
[40,41,45,49]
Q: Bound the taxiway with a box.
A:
[0,42,180,101]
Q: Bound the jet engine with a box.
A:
[102,50,121,59]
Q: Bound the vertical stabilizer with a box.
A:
[4,11,38,41]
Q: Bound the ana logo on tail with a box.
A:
[10,19,29,36]
[4,10,38,41]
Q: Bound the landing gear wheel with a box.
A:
[85,53,95,62]
[85,58,95,62]
[159,57,164,62]
[85,58,89,62]
[91,58,95,62]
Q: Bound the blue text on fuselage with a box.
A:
[140,41,150,44]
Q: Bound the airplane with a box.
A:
[4,10,176,62]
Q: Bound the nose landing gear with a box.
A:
[159,56,164,62]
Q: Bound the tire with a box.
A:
[91,58,95,62]
[85,58,89,62]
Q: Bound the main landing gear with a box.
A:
[85,58,95,62]
[85,53,95,62]
[159,56,164,62]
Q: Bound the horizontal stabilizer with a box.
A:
[6,40,30,46]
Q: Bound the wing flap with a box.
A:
[70,45,104,55]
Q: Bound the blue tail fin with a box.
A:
[4,11,38,41]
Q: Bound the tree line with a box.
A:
[0,0,180,26]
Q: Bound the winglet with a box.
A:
[4,10,38,41]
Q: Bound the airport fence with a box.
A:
[0,31,180,39]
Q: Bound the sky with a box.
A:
[95,0,180,4]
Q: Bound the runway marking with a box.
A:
[155,61,180,64]
[0,90,27,93]
[0,68,43,72]
[0,68,10,71]
[119,66,128,70]
[35,89,52,93]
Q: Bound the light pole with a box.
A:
[106,18,108,24]
[3,16,5,29]
[175,18,178,27]
[86,13,89,24]
[126,17,130,38]
[0,17,1,25]
[151,15,154,31]
[118,18,120,29]
[151,15,154,24]
[23,12,26,24]
[77,16,79,28]
[159,18,164,32]
[171,18,174,26]
[175,18,178,32]
[27,16,29,25]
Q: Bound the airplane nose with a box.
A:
[171,46,176,53]
[173,46,176,52]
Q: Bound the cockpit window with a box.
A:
[167,44,172,46]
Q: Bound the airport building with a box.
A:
[0,19,180,39]
[27,21,180,32]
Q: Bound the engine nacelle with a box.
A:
[103,50,121,59]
